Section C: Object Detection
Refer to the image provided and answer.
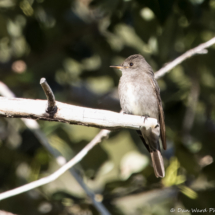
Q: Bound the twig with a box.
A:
[0,97,158,130]
[155,36,215,79]
[0,129,110,201]
[40,78,57,116]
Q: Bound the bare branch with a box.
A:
[0,97,158,130]
[155,36,215,79]
[0,129,110,201]
[40,78,57,116]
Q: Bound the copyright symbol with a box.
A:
[170,208,175,212]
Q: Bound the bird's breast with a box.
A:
[122,83,142,115]
[118,75,158,118]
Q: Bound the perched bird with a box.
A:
[110,54,166,178]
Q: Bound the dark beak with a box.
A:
[110,65,124,69]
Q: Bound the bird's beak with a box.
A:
[110,65,124,69]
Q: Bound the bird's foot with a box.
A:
[142,114,150,123]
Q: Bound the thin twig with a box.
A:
[0,129,110,201]
[155,36,215,79]
[40,77,57,116]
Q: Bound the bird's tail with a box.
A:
[150,150,165,178]
[136,129,165,178]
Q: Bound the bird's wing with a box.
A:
[149,76,166,150]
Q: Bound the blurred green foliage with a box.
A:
[1,0,215,214]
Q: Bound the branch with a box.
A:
[0,97,158,130]
[155,36,215,79]
[0,129,110,201]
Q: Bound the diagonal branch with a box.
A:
[0,129,110,201]
[155,36,215,79]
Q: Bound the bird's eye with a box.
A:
[130,62,133,66]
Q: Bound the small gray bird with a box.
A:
[110,54,166,178]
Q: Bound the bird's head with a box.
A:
[110,54,149,74]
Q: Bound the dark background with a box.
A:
[0,0,215,214]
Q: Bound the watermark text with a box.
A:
[170,208,215,213]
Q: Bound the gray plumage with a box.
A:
[110,54,166,178]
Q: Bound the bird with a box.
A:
[110,54,166,178]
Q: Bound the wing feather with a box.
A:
[149,77,166,150]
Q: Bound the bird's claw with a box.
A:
[142,115,150,123]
